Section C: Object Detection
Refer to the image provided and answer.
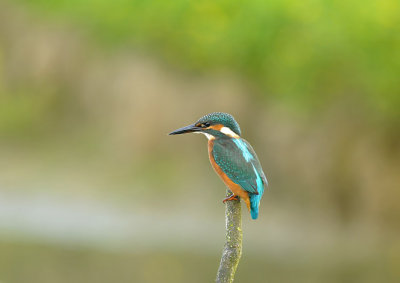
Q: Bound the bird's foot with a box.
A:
[222,194,239,203]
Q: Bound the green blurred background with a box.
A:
[1,0,399,282]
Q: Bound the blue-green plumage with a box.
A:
[212,137,267,219]
[169,112,268,220]
[197,112,241,136]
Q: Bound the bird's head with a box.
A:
[169,112,241,139]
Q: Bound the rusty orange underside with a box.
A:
[207,139,251,211]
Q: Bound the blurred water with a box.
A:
[0,190,396,283]
[0,191,225,253]
[0,190,385,258]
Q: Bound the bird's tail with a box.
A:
[250,194,262,220]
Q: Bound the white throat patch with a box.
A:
[195,132,215,140]
[220,127,239,138]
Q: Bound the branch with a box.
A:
[216,189,243,283]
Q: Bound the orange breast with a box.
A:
[207,140,250,210]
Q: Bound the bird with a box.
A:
[169,112,268,219]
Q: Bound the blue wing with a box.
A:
[212,138,267,195]
[212,138,267,219]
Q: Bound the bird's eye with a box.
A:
[203,122,210,127]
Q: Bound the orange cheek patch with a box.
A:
[209,124,224,131]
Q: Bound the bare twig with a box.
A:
[216,190,243,283]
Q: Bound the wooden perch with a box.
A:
[216,189,243,283]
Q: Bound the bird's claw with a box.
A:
[222,194,239,203]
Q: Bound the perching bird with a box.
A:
[169,112,268,219]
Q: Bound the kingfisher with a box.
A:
[169,112,268,219]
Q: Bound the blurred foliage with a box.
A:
[0,90,54,138]
[17,0,400,120]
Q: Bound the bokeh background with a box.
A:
[1,1,400,282]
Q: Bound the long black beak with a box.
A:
[169,123,201,135]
